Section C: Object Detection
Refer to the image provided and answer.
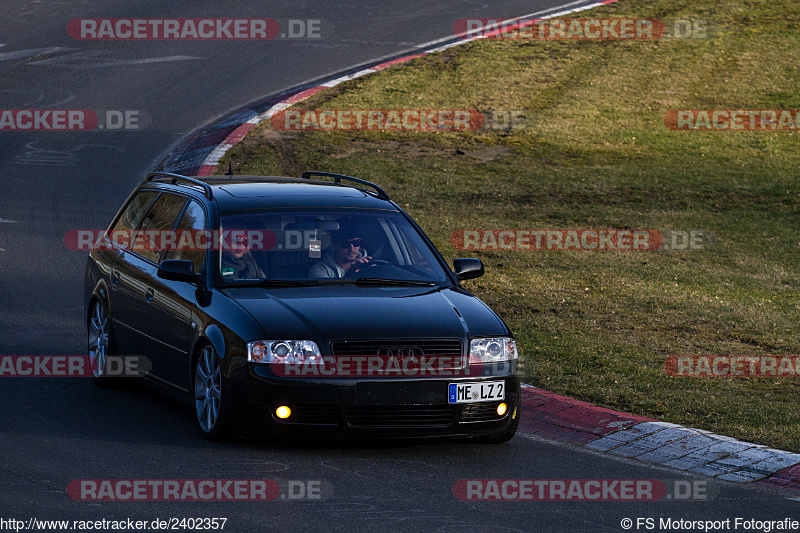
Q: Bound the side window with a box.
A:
[163,200,206,272]
[132,193,188,263]
[109,190,158,247]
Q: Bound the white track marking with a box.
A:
[0,47,73,62]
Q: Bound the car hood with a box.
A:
[224,285,509,345]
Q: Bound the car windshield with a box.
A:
[218,210,451,284]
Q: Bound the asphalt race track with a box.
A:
[1,1,798,531]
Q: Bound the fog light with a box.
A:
[275,406,292,419]
[497,403,508,416]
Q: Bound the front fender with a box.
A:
[203,324,226,360]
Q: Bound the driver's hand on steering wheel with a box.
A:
[354,255,372,264]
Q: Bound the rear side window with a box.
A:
[109,190,158,246]
[132,193,188,263]
[163,200,206,272]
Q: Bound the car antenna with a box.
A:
[225,161,234,175]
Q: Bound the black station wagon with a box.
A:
[84,171,520,442]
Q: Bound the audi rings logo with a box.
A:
[376,346,424,362]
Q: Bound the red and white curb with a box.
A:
[160,0,800,493]
[161,0,619,175]
[519,385,800,492]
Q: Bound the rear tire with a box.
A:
[194,344,233,441]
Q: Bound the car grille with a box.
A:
[330,339,464,368]
[331,339,462,356]
[344,405,457,427]
[459,402,505,422]
[289,405,340,425]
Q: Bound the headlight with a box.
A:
[470,337,518,363]
[248,340,323,364]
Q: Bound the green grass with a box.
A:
[221,0,800,451]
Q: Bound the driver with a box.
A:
[308,223,371,279]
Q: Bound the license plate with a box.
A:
[448,381,505,404]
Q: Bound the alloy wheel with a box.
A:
[194,346,221,432]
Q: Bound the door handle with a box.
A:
[111,270,120,286]
[145,287,155,302]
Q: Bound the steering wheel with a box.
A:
[346,259,392,276]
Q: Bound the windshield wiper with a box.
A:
[228,279,324,288]
[227,278,437,288]
[351,278,437,287]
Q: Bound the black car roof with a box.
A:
[144,173,398,212]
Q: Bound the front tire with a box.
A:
[472,407,520,444]
[88,300,115,388]
[194,345,233,441]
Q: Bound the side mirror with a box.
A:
[453,258,484,281]
[158,259,201,284]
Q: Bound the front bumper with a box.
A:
[230,364,520,439]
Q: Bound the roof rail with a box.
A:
[301,171,390,201]
[146,172,213,200]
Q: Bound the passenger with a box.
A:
[221,234,265,279]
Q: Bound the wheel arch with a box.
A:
[87,280,111,329]
[189,324,226,391]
